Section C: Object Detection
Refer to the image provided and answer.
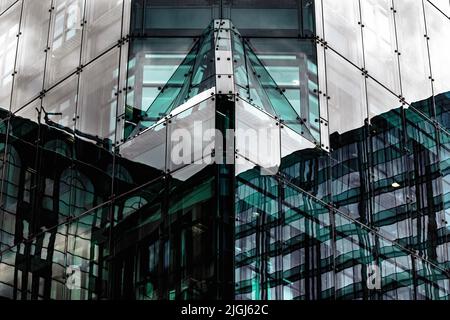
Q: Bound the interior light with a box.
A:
[392,182,401,188]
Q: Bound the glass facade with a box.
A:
[0,0,449,301]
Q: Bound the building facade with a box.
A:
[0,0,449,300]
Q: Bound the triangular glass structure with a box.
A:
[232,32,316,142]
[125,23,216,138]
[125,20,318,144]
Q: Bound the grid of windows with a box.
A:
[0,0,449,301]
[234,0,450,300]
[0,0,131,300]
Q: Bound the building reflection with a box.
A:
[0,91,449,300]
[235,91,450,300]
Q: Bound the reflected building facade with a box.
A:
[0,0,449,300]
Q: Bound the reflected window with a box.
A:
[52,0,82,50]
[59,170,95,217]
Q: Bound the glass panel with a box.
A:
[330,138,368,222]
[110,178,165,298]
[114,139,166,209]
[235,99,280,174]
[1,101,40,248]
[280,124,316,159]
[326,49,367,135]
[3,201,110,300]
[82,0,124,63]
[39,134,76,225]
[378,238,415,300]
[77,47,119,149]
[120,94,215,182]
[334,214,376,299]
[322,0,364,67]
[247,43,314,140]
[42,73,78,131]
[11,0,52,112]
[369,109,411,243]
[232,29,247,89]
[415,258,450,300]
[429,0,450,17]
[49,224,69,300]
[235,166,279,300]
[45,0,85,88]
[424,1,450,97]
[235,161,334,300]
[229,0,299,36]
[360,0,400,95]
[366,77,402,121]
[129,0,143,35]
[64,208,107,300]
[435,92,450,131]
[0,244,19,299]
[437,130,450,271]
[404,108,440,262]
[0,0,17,13]
[166,164,217,299]
[128,26,215,138]
[119,121,167,173]
[279,135,329,201]
[9,99,41,145]
[395,0,433,104]
[190,28,215,88]
[234,33,316,142]
[235,44,276,116]
[59,164,99,220]
[167,96,215,173]
[0,139,22,241]
[144,2,214,32]
[248,38,320,142]
[0,2,20,112]
[124,38,194,139]
[283,184,333,300]
[110,164,218,300]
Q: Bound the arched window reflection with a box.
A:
[111,164,133,184]
[0,144,21,214]
[43,139,72,158]
[59,169,95,217]
[0,144,21,247]
[122,196,148,220]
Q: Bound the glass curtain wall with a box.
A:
[0,0,131,300]
[0,0,449,301]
